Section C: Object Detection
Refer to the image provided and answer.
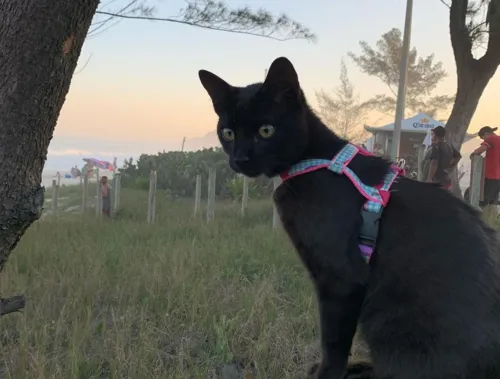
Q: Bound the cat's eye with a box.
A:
[258,125,275,139]
[221,128,234,141]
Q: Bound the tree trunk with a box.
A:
[445,62,498,150]
[445,61,498,196]
[446,0,500,196]
[0,0,99,315]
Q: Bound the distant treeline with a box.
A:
[118,147,274,200]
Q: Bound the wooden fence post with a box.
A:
[51,180,58,214]
[113,173,121,213]
[241,176,249,217]
[470,155,484,209]
[194,174,201,217]
[147,170,157,224]
[82,173,88,213]
[272,176,281,228]
[206,168,216,222]
[95,168,101,217]
[56,172,61,187]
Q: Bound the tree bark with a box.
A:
[445,63,496,197]
[0,0,99,314]
[445,62,497,149]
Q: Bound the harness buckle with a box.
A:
[359,208,383,248]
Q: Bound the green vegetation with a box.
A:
[11,183,497,378]
[118,148,274,200]
[1,188,350,379]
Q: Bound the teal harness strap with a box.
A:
[279,143,403,262]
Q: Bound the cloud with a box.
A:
[97,151,126,157]
[47,149,123,157]
[48,149,92,156]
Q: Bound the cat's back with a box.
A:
[372,177,500,309]
[376,177,500,280]
[361,177,500,375]
[276,171,500,376]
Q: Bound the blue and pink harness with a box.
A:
[280,143,403,263]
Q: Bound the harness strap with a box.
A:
[280,143,402,263]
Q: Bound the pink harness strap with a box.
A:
[279,143,403,263]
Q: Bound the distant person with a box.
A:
[373,143,384,157]
[100,176,112,217]
[423,126,461,190]
[470,126,500,206]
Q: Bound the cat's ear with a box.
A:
[198,70,234,116]
[261,57,300,103]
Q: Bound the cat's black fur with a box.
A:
[199,57,500,379]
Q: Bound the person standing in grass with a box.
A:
[100,176,112,217]
[424,126,461,190]
[470,126,500,207]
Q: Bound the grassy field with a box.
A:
[3,185,498,378]
[0,187,337,379]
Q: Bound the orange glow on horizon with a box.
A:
[56,68,499,142]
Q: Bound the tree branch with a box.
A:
[95,4,316,42]
[89,0,153,37]
[478,0,500,69]
[450,0,475,71]
[74,53,93,75]
[0,295,25,316]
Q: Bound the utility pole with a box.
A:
[181,136,186,152]
[391,0,413,161]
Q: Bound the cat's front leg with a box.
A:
[311,277,367,379]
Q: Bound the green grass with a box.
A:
[0,188,330,379]
[11,185,497,378]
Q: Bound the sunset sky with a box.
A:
[46,0,500,170]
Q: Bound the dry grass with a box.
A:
[0,188,331,379]
[481,205,500,230]
[14,182,499,377]
[13,185,495,377]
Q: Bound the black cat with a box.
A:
[198,57,500,379]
